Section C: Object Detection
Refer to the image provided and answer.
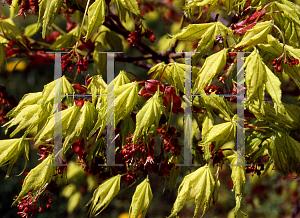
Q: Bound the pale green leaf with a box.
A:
[201,110,213,137]
[235,20,273,49]
[112,0,143,20]
[9,0,20,19]
[194,49,228,94]
[93,42,107,75]
[133,91,165,142]
[168,165,215,218]
[200,121,235,160]
[24,23,42,38]
[129,178,153,218]
[86,0,106,41]
[222,0,233,15]
[63,101,97,151]
[0,138,29,177]
[87,75,107,105]
[168,155,181,192]
[12,154,56,205]
[0,19,27,48]
[39,0,64,38]
[87,175,121,217]
[67,192,82,214]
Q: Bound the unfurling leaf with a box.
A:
[87,174,121,217]
[168,165,215,218]
[235,20,273,49]
[200,121,235,160]
[0,138,29,177]
[183,0,218,19]
[12,154,56,205]
[87,75,107,104]
[229,155,246,217]
[168,155,181,192]
[112,0,143,21]
[129,178,153,218]
[193,49,228,94]
[86,0,106,41]
[133,91,165,142]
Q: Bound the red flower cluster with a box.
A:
[37,144,53,160]
[15,0,39,18]
[61,50,88,74]
[140,79,184,114]
[270,53,299,72]
[0,86,17,125]
[127,25,156,45]
[157,126,181,155]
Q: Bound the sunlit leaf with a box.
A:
[112,0,143,20]
[168,155,181,192]
[12,154,56,205]
[0,19,27,48]
[86,0,106,41]
[50,26,80,50]
[87,175,121,217]
[129,178,153,218]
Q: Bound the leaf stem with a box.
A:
[51,23,67,35]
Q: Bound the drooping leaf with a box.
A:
[38,0,64,38]
[9,0,20,19]
[129,178,153,218]
[168,165,215,218]
[89,102,107,140]
[108,82,139,126]
[87,75,107,105]
[193,49,228,94]
[105,31,123,51]
[235,20,273,49]
[0,43,7,72]
[0,138,29,178]
[133,91,165,142]
[200,121,235,160]
[87,174,121,217]
[12,154,56,205]
[230,155,246,217]
[63,101,97,151]
[41,76,74,106]
[93,42,107,75]
[0,19,27,48]
[86,0,106,41]
[35,105,80,145]
[244,49,267,103]
[183,0,218,19]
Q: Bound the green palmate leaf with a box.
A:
[244,49,267,103]
[0,43,6,72]
[133,91,165,142]
[120,115,135,145]
[86,0,106,41]
[264,61,285,114]
[63,101,97,151]
[168,155,181,192]
[200,121,235,160]
[7,92,42,118]
[4,104,41,137]
[235,20,273,49]
[93,42,107,75]
[0,138,29,178]
[201,110,214,137]
[212,177,220,204]
[201,92,233,120]
[270,1,300,48]
[129,178,153,218]
[149,62,199,93]
[108,82,139,126]
[193,49,228,94]
[12,154,56,205]
[41,76,74,106]
[9,0,20,19]
[50,26,80,50]
[105,31,123,51]
[170,22,232,62]
[89,100,107,139]
[87,75,107,105]
[168,165,215,218]
[112,0,143,20]
[0,19,27,48]
[230,155,246,217]
[38,0,64,38]
[87,174,121,217]
[35,105,80,145]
